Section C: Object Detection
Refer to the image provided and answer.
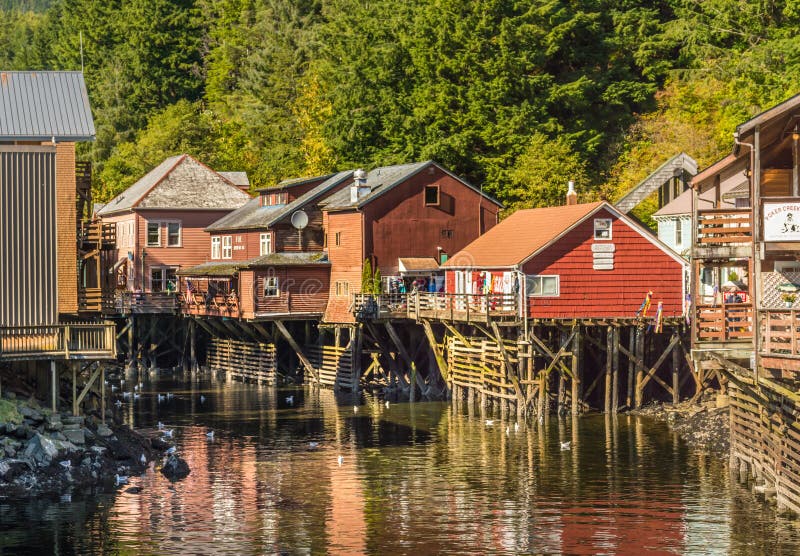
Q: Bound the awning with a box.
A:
[177,261,241,277]
[398,257,440,274]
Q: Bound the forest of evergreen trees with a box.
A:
[2,0,800,223]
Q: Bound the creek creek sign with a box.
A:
[764,202,800,241]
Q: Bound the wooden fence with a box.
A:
[695,303,753,342]
[0,322,116,361]
[206,337,276,384]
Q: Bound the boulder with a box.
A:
[160,454,190,481]
[19,406,43,424]
[45,414,63,432]
[0,459,31,482]
[96,424,113,438]
[62,429,85,445]
[23,433,60,465]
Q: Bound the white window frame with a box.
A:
[146,221,161,247]
[150,266,179,292]
[526,275,560,297]
[335,280,350,297]
[165,220,182,247]
[674,219,682,247]
[593,218,612,240]
[222,235,233,259]
[263,276,279,297]
[259,232,273,256]
[211,236,221,260]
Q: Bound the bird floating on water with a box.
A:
[133,393,140,400]
[120,379,125,386]
[514,422,520,432]
[114,400,122,407]
[140,454,146,465]
[162,429,174,438]
[560,441,571,451]
[485,419,494,426]
[353,406,358,413]
[337,455,344,466]
[157,421,164,430]
[111,385,118,392]
[115,474,128,486]
[385,400,390,408]
[308,441,319,449]
[206,430,214,440]
[139,382,143,388]
[285,395,294,405]
[505,425,510,435]
[134,385,138,392]
[166,392,174,400]
[122,392,131,399]
[200,395,206,403]
[157,394,165,403]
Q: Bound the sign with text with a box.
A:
[764,202,800,241]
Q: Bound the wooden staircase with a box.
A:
[614,152,698,213]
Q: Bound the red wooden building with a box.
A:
[97,154,251,312]
[441,200,687,320]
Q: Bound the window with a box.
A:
[424,185,440,206]
[263,276,279,297]
[166,221,181,247]
[150,267,178,293]
[259,233,272,256]
[150,268,164,292]
[441,229,454,239]
[335,232,342,246]
[222,236,232,259]
[146,222,161,247]
[526,275,559,297]
[211,236,221,259]
[674,220,683,246]
[335,280,350,297]
[594,218,612,240]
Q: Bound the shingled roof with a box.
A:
[0,71,95,141]
[98,154,251,216]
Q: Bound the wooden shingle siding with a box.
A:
[324,211,363,323]
[56,142,78,314]
[0,147,57,326]
[523,208,684,318]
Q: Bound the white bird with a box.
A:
[111,385,118,392]
[162,429,174,438]
[157,421,164,430]
[114,400,122,407]
[285,395,294,405]
[337,455,344,466]
[139,382,143,388]
[120,379,125,386]
[59,460,71,469]
[353,406,359,413]
[560,441,571,451]
[157,394,165,403]
[165,446,177,455]
[115,474,128,486]
[485,419,494,426]
[206,430,214,440]
[385,400,390,408]
[200,395,206,403]
[60,493,72,503]
[505,425,510,435]
[134,385,139,392]
[309,442,319,449]
[514,422,520,432]
[122,392,131,399]
[140,454,146,465]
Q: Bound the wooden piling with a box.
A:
[634,327,645,409]
[189,318,197,373]
[605,327,612,414]
[672,331,680,405]
[612,327,619,413]
[538,371,547,422]
[50,361,57,412]
[571,328,582,416]
[72,363,77,415]
[626,328,635,409]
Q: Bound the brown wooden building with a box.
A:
[97,154,251,313]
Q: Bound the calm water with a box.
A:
[2,376,800,555]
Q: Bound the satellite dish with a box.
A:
[291,210,309,230]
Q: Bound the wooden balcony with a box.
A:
[694,209,752,259]
[695,303,753,343]
[0,322,116,361]
[181,292,240,318]
[408,292,519,323]
[78,220,116,249]
[112,292,178,315]
[352,294,409,320]
[78,287,114,313]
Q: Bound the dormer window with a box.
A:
[262,191,288,206]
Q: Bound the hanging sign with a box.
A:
[764,202,800,241]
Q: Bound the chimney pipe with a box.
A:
[350,168,371,204]
[566,180,577,205]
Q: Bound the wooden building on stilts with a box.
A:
[0,71,115,416]
[690,92,800,514]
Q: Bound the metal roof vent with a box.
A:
[351,169,370,203]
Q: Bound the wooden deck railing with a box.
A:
[408,292,519,323]
[352,294,409,320]
[0,322,116,361]
[696,209,752,247]
[78,287,115,312]
[114,292,178,314]
[761,310,800,356]
[695,303,753,342]
[181,292,240,318]
[78,220,116,247]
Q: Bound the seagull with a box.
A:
[560,441,571,451]
[505,425,510,435]
[59,460,71,469]
[206,430,214,440]
[122,392,131,399]
[120,379,125,386]
[114,400,122,407]
[157,421,164,430]
[285,395,294,405]
[514,422,520,433]
[308,442,319,449]
[385,400,390,408]
[485,419,494,426]
[353,406,359,413]
[337,455,344,466]
[200,395,206,403]
[162,429,174,438]
[115,474,128,486]
[140,454,146,465]
[134,385,139,391]
[165,446,177,455]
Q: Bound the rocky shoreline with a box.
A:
[0,393,187,499]
[631,388,731,457]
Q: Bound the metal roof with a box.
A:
[0,71,95,141]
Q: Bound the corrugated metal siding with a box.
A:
[0,148,57,326]
[0,71,95,141]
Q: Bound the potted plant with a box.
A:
[782,292,797,308]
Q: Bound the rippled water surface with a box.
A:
[2,375,800,555]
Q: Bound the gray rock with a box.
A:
[14,424,33,440]
[62,429,85,445]
[90,446,106,455]
[4,445,16,458]
[83,428,95,441]
[0,459,31,481]
[161,454,190,481]
[63,415,85,427]
[24,433,60,465]
[51,432,67,442]
[19,406,43,423]
[45,414,63,432]
[96,424,113,437]
[4,423,16,436]
[63,423,81,431]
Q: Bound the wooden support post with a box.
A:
[275,320,319,383]
[385,322,426,395]
[127,316,136,371]
[421,319,449,383]
[51,361,57,412]
[538,371,547,422]
[612,327,619,413]
[190,319,198,373]
[672,331,680,405]
[626,328,635,409]
[605,327,612,414]
[571,327,582,416]
[351,325,363,394]
[634,327,645,409]
[101,366,106,424]
[72,364,77,416]
[410,362,417,403]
